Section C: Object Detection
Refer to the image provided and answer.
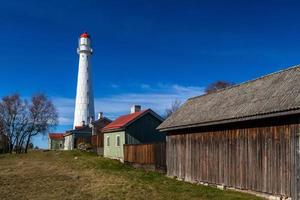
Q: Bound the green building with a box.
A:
[102,106,165,161]
[48,133,64,150]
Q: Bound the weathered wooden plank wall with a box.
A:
[295,133,300,199]
[166,122,300,198]
[75,136,91,147]
[124,143,166,170]
[91,134,104,149]
[91,134,104,155]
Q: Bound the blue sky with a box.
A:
[1,0,300,148]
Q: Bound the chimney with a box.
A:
[89,116,94,123]
[89,116,94,128]
[98,112,103,120]
[131,105,141,114]
[81,120,85,126]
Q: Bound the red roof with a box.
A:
[49,133,64,140]
[102,110,148,132]
[80,32,90,38]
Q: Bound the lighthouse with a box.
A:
[73,32,95,128]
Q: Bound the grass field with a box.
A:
[0,151,263,200]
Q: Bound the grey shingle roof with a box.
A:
[158,65,300,131]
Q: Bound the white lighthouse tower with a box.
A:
[73,32,95,128]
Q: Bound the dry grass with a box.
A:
[0,151,263,200]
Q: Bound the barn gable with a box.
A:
[158,65,300,131]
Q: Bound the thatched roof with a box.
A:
[158,65,300,131]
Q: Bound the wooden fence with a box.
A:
[124,142,166,170]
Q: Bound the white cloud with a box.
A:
[53,84,204,126]
[52,97,74,125]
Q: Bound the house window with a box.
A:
[106,136,110,146]
[116,135,120,147]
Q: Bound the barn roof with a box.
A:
[103,109,163,133]
[102,110,148,132]
[158,65,300,132]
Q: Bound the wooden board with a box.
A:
[166,117,300,198]
[124,143,166,170]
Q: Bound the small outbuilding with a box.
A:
[64,125,92,150]
[158,65,300,199]
[48,133,64,150]
[103,105,165,161]
[63,114,111,151]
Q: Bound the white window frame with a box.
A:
[116,135,120,147]
[106,136,110,146]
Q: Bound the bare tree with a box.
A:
[205,81,234,94]
[24,94,58,153]
[0,94,28,153]
[0,94,58,154]
[164,100,181,119]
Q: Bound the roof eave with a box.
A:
[103,109,163,133]
[102,127,125,133]
[158,109,300,132]
[49,137,64,140]
[124,109,163,127]
[63,132,73,137]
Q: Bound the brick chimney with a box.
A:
[131,105,141,114]
[98,112,103,120]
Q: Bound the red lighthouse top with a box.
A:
[80,32,90,38]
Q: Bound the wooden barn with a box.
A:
[158,66,300,199]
